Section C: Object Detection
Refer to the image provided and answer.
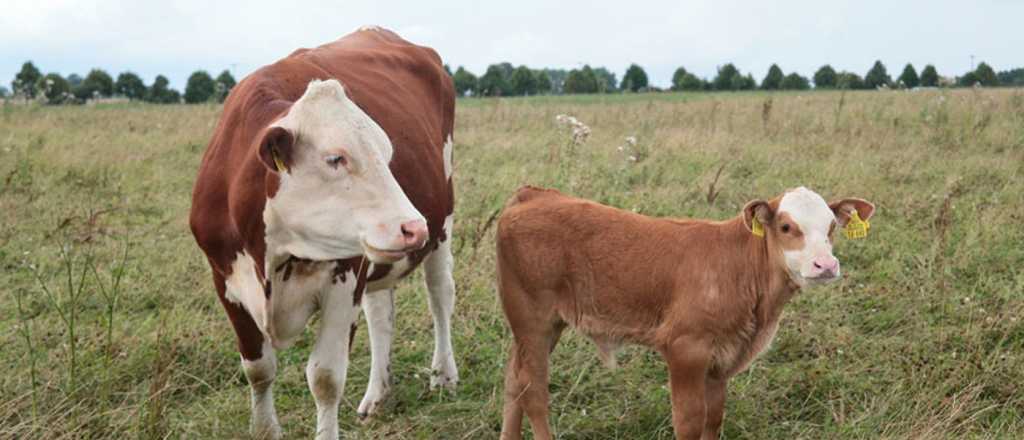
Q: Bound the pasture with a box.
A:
[2,88,1023,439]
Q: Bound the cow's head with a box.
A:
[743,187,875,286]
[260,79,427,264]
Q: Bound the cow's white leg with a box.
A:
[306,278,360,440]
[242,340,282,440]
[424,215,458,389]
[358,288,395,418]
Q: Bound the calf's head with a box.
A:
[260,79,426,263]
[743,187,875,286]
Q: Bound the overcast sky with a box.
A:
[2,0,1021,91]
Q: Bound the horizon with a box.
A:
[3,0,1021,91]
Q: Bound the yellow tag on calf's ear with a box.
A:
[752,217,765,237]
[272,150,287,173]
[843,210,870,239]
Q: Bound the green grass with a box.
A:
[2,89,1023,439]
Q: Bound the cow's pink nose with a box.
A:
[400,219,428,250]
[813,257,839,272]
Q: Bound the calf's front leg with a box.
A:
[702,377,728,440]
[663,338,713,440]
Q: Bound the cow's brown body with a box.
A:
[189,28,456,439]
[190,28,454,360]
[496,186,804,440]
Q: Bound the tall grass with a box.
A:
[0,91,1022,439]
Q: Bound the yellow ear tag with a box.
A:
[272,150,287,173]
[843,211,870,239]
[751,217,765,237]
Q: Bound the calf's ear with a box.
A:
[742,199,774,234]
[258,125,296,174]
[829,198,875,226]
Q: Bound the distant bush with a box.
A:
[215,70,236,102]
[184,70,216,103]
[36,73,73,104]
[761,64,784,90]
[813,65,837,89]
[115,72,147,100]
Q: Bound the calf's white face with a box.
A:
[776,187,842,285]
[745,187,875,287]
[261,79,427,263]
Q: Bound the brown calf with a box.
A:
[496,185,874,440]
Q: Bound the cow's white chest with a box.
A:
[223,251,340,349]
[224,251,270,331]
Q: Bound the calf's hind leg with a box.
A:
[500,314,565,440]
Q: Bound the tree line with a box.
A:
[5,61,237,105]
[6,59,1021,104]
[448,60,1016,97]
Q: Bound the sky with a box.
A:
[2,0,1021,91]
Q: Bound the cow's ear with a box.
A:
[829,198,875,227]
[258,125,295,174]
[742,199,774,234]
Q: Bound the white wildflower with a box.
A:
[555,114,591,146]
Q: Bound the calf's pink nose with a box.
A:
[813,256,839,272]
[400,219,428,250]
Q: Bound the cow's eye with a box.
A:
[781,224,791,233]
[325,155,347,169]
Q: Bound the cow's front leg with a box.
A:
[358,288,395,418]
[423,218,458,389]
[306,279,361,440]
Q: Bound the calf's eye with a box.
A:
[781,224,791,233]
[325,155,347,169]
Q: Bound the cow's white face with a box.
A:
[261,79,427,264]
[745,187,875,287]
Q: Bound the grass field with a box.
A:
[2,88,1023,439]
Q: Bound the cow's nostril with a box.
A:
[813,262,822,269]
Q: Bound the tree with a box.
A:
[780,73,810,90]
[897,64,919,88]
[542,69,569,94]
[36,73,72,104]
[814,65,837,88]
[837,72,866,90]
[865,60,891,89]
[761,64,784,90]
[731,73,756,91]
[671,67,705,92]
[671,67,689,91]
[452,66,478,96]
[147,75,180,104]
[620,64,649,92]
[115,72,147,100]
[443,64,453,77]
[534,70,552,94]
[0,86,9,98]
[592,67,617,93]
[974,62,998,87]
[919,65,939,87]
[82,69,115,97]
[478,64,512,96]
[67,73,83,88]
[997,68,1024,86]
[13,61,42,99]
[563,65,599,94]
[215,70,237,102]
[958,71,980,87]
[184,70,216,103]
[713,63,740,91]
[509,65,538,96]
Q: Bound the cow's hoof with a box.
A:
[251,423,283,440]
[429,370,458,391]
[357,391,389,420]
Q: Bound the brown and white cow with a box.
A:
[495,186,875,440]
[189,27,457,440]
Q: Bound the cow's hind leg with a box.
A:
[215,274,282,440]
[423,217,459,389]
[358,288,395,418]
[306,276,361,440]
